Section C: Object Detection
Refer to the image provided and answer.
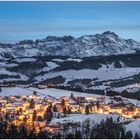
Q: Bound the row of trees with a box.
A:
[0,120,55,139]
[90,117,136,139]
[106,89,140,101]
[0,116,140,139]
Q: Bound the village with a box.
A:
[0,86,140,136]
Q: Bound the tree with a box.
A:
[125,131,133,139]
[37,116,44,122]
[90,117,127,139]
[85,105,89,115]
[33,91,37,96]
[53,105,58,112]
[44,106,53,122]
[70,92,74,99]
[37,130,49,139]
[32,110,37,122]
[47,105,53,117]
[23,116,27,123]
[57,113,60,119]
[0,103,2,108]
[16,110,19,116]
[18,124,28,138]
[74,130,82,139]
[134,133,140,139]
[5,112,9,120]
[68,107,71,114]
[63,107,67,116]
[82,118,90,138]
[28,128,37,139]
[61,99,65,107]
[29,99,35,109]
[49,103,52,108]
[19,107,23,113]
[66,133,74,139]
[7,124,19,139]
[55,132,61,139]
[0,120,8,138]
[89,101,93,113]
[96,100,100,110]
[45,113,52,123]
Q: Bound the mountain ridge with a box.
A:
[0,31,140,60]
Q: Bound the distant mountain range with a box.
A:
[0,31,140,60]
[1,31,140,95]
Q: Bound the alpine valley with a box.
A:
[1,31,140,94]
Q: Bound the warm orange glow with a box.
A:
[1,93,140,135]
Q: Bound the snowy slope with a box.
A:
[51,113,121,124]
[0,87,101,97]
[35,65,140,84]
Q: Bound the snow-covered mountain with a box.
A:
[0,31,140,60]
[1,31,140,94]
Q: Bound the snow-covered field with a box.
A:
[14,58,37,63]
[91,83,140,93]
[51,113,121,124]
[1,86,140,106]
[0,87,101,98]
[0,68,29,83]
[35,64,140,84]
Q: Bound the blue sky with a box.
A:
[0,2,140,42]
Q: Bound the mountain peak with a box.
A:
[102,31,118,37]
[0,31,140,60]
[44,35,74,42]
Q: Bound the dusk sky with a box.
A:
[0,1,140,42]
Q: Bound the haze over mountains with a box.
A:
[1,31,140,94]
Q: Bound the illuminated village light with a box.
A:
[0,92,140,134]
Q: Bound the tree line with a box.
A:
[0,115,140,139]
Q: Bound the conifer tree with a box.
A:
[53,104,58,112]
[85,105,89,114]
[134,133,140,139]
[68,107,71,114]
[32,110,37,122]
[70,92,74,99]
[29,99,35,109]
[125,131,133,139]
[63,107,67,115]
[61,99,65,107]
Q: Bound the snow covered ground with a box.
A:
[126,119,140,135]
[35,64,140,85]
[0,87,101,98]
[66,58,82,62]
[51,113,121,124]
[14,58,37,63]
[0,68,29,83]
[89,81,140,93]
[50,110,140,137]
